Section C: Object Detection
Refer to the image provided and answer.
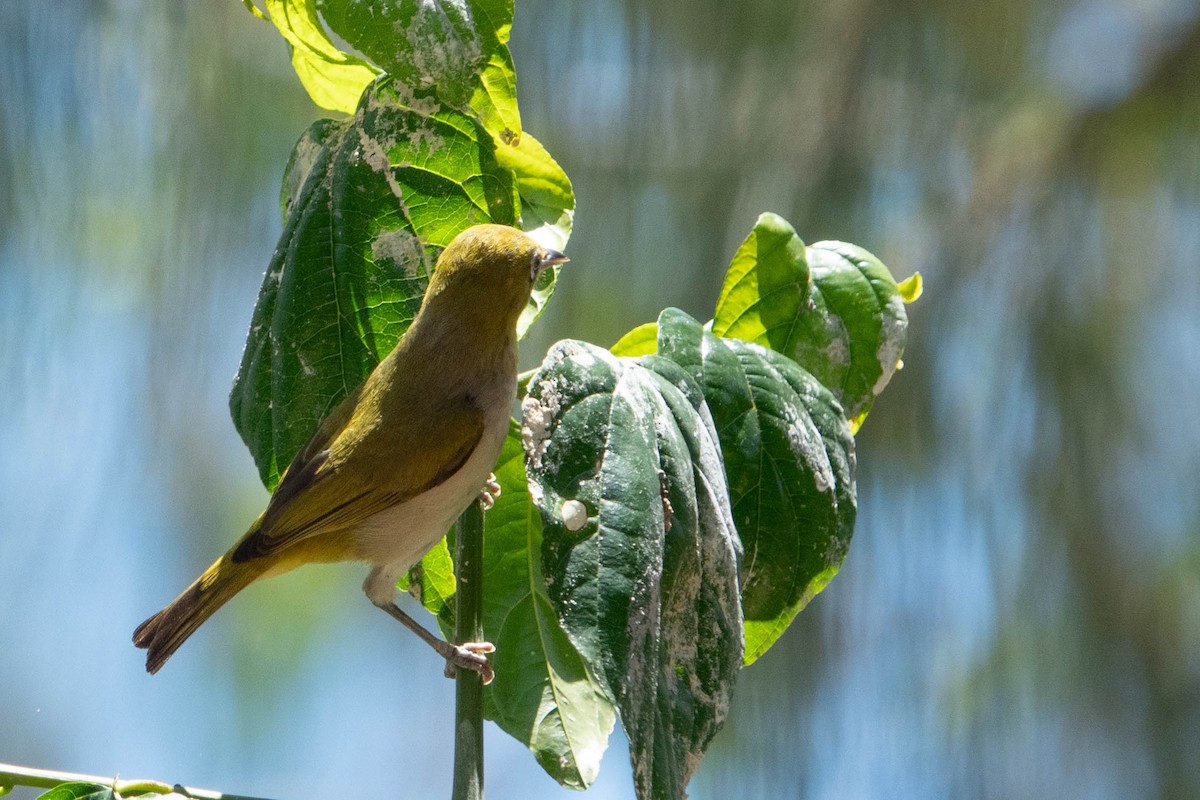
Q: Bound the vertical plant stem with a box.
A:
[451,500,485,800]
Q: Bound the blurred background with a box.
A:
[2,1,1198,798]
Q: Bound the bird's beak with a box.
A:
[542,249,569,266]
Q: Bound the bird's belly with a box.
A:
[351,408,509,575]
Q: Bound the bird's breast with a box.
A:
[349,370,514,574]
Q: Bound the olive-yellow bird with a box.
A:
[134,224,567,682]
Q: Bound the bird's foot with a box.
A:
[478,473,502,510]
[438,640,496,684]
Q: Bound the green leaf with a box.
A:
[316,0,520,138]
[610,322,659,357]
[246,0,380,114]
[711,211,811,354]
[485,425,617,788]
[711,213,910,430]
[229,78,518,489]
[655,309,856,664]
[402,535,457,634]
[799,241,910,429]
[317,0,484,111]
[523,341,743,800]
[465,0,521,137]
[496,131,574,334]
[35,785,117,800]
[897,271,923,304]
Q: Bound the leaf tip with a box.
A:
[898,272,923,304]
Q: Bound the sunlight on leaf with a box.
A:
[898,271,924,303]
[245,0,379,114]
[712,212,911,429]
[610,322,659,357]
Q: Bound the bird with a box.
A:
[133,223,568,683]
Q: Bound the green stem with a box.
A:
[0,762,272,799]
[450,500,485,800]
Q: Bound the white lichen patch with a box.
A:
[384,78,442,117]
[283,130,330,213]
[783,403,834,493]
[823,330,850,368]
[357,127,407,204]
[370,228,426,277]
[522,377,562,470]
[393,0,484,99]
[872,293,908,396]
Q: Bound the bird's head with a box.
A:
[422,224,568,337]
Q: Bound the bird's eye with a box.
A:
[529,252,542,282]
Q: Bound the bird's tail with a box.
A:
[133,554,262,674]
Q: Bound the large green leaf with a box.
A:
[241,5,573,487]
[483,425,617,788]
[712,212,910,430]
[656,309,856,664]
[229,78,518,489]
[317,0,519,138]
[243,0,380,114]
[523,341,743,800]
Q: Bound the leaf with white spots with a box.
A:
[523,340,743,800]
[482,426,617,788]
[230,78,518,489]
[317,0,520,137]
[655,308,856,664]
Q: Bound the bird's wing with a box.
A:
[231,398,485,562]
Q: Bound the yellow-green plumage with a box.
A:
[134,224,566,675]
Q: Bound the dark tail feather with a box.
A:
[133,556,258,674]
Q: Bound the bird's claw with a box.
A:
[441,641,496,684]
[478,473,502,510]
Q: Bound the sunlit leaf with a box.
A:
[523,341,742,800]
[898,271,923,304]
[799,240,910,429]
[610,322,658,357]
[712,212,911,429]
[711,211,811,353]
[402,536,457,634]
[245,0,380,114]
[656,309,856,663]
